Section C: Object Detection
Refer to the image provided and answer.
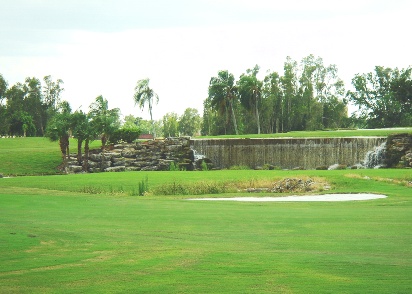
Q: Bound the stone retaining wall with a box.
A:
[385,133,412,168]
[65,137,196,173]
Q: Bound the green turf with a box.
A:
[1,169,411,293]
[198,128,412,138]
[1,133,411,292]
[0,137,101,176]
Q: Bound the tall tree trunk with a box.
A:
[83,139,90,172]
[77,139,83,165]
[65,135,70,160]
[59,136,67,161]
[149,100,156,139]
[101,134,106,171]
[229,100,238,135]
[255,99,261,134]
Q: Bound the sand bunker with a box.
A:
[188,194,387,202]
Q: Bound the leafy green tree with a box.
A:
[122,115,140,130]
[208,70,239,135]
[163,112,179,137]
[0,74,7,101]
[237,65,263,134]
[23,77,46,135]
[298,55,318,130]
[89,95,120,151]
[390,67,412,124]
[45,101,72,161]
[262,71,283,133]
[133,78,159,137]
[9,111,36,137]
[5,83,27,136]
[179,108,201,136]
[42,75,64,111]
[347,66,411,128]
[0,74,9,134]
[280,57,299,132]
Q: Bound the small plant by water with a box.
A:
[201,160,209,171]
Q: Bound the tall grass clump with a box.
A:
[229,165,250,170]
[152,180,227,195]
[169,162,179,171]
[201,160,209,171]
[137,176,149,196]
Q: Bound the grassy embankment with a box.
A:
[1,127,411,176]
[0,137,100,176]
[0,130,411,293]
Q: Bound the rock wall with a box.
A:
[191,137,387,170]
[64,134,412,173]
[65,137,195,173]
[385,133,412,168]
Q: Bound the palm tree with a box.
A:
[88,96,120,171]
[89,95,120,151]
[133,78,159,138]
[45,101,72,162]
[238,65,263,134]
[208,70,239,135]
[71,110,93,167]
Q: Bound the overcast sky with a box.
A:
[1,0,411,120]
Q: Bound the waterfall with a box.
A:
[363,142,386,169]
[190,137,387,170]
[192,149,206,161]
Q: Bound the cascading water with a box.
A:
[363,142,386,168]
[192,149,206,161]
[190,137,387,170]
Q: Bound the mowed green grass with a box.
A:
[199,127,412,138]
[0,137,101,176]
[1,169,411,293]
[1,134,411,293]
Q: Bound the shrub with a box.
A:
[109,128,141,144]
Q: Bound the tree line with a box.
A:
[0,54,411,142]
[202,55,412,136]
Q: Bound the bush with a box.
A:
[109,128,141,144]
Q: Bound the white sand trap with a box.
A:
[188,194,387,202]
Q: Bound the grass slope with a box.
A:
[0,138,101,176]
[1,169,411,293]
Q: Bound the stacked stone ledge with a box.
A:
[65,137,201,174]
[385,133,412,168]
